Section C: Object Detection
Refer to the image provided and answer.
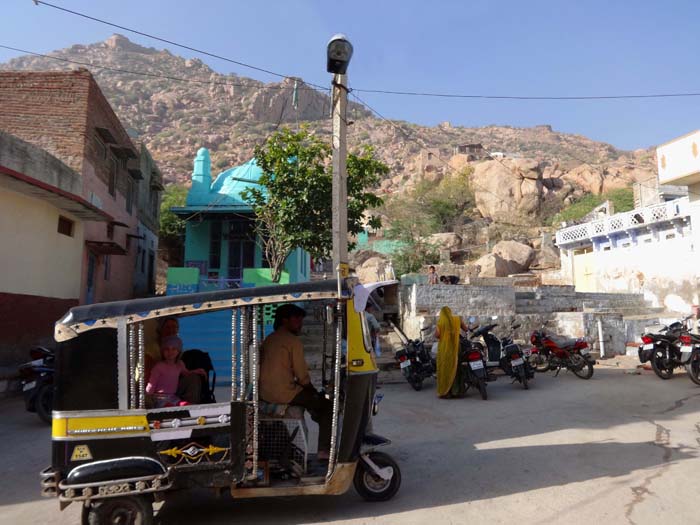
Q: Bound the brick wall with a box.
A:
[0,70,140,304]
[0,70,89,173]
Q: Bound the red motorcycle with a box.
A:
[529,327,594,380]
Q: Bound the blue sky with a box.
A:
[2,0,700,150]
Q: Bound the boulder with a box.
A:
[492,240,536,273]
[354,256,391,284]
[561,164,604,195]
[427,232,462,251]
[472,253,521,278]
[470,159,544,224]
[349,250,385,268]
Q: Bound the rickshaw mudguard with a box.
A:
[66,457,165,485]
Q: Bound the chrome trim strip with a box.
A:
[327,300,343,481]
[53,432,152,442]
[117,319,128,410]
[137,322,145,409]
[55,291,343,342]
[251,305,259,479]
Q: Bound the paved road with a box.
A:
[3,361,700,525]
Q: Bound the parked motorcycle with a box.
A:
[530,326,594,379]
[638,319,689,380]
[459,329,490,400]
[474,322,535,390]
[393,323,435,391]
[681,331,700,385]
[18,346,54,423]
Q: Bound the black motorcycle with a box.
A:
[18,346,55,424]
[393,324,435,391]
[459,332,489,400]
[472,322,534,390]
[638,319,688,380]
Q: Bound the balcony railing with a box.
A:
[556,197,689,246]
[198,278,241,291]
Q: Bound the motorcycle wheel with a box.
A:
[410,378,423,391]
[519,366,529,390]
[570,355,594,380]
[477,379,488,400]
[36,384,53,424]
[685,352,700,386]
[651,351,674,380]
[531,353,550,373]
[354,451,402,502]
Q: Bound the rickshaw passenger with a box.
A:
[146,335,207,408]
[260,304,332,460]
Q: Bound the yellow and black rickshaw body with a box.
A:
[41,278,400,521]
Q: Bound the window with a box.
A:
[57,216,74,237]
[126,178,134,214]
[104,255,111,281]
[95,137,107,160]
[209,221,222,269]
[109,156,117,197]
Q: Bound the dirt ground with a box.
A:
[2,360,700,525]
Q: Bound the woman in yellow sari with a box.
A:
[435,306,469,398]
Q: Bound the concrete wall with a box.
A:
[133,221,158,296]
[570,235,699,313]
[0,187,83,299]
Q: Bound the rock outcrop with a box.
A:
[472,253,521,278]
[0,34,657,194]
[492,240,536,273]
[470,159,544,224]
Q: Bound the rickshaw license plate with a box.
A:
[511,358,524,366]
[643,344,654,350]
[400,361,411,369]
[682,345,693,352]
[470,361,484,370]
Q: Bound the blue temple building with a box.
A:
[168,148,311,381]
[171,148,310,289]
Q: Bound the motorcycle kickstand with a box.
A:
[554,365,562,377]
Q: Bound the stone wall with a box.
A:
[400,283,654,355]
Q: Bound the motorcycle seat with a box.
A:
[547,334,579,349]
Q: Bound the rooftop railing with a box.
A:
[555,197,689,246]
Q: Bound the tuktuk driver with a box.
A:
[259,304,332,460]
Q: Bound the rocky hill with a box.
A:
[1,34,657,225]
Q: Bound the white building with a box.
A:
[556,130,700,313]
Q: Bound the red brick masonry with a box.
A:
[0,292,77,357]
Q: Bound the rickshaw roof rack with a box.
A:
[55,279,352,342]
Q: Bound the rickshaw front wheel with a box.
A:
[82,495,153,525]
[354,451,401,502]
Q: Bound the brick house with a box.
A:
[0,69,160,305]
[0,131,112,362]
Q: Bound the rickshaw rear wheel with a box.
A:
[354,451,401,502]
[82,495,153,525]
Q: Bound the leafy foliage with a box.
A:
[241,127,386,282]
[550,187,635,225]
[381,169,474,276]
[159,184,188,241]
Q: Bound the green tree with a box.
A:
[550,187,635,225]
[242,127,386,282]
[159,184,188,242]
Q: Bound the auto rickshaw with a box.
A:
[40,278,401,524]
